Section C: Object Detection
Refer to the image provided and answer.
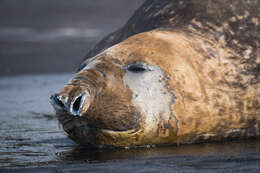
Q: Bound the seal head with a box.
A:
[50,36,179,147]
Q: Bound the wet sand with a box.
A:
[0,74,260,172]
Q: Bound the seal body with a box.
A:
[51,0,260,147]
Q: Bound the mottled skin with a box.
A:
[51,0,260,147]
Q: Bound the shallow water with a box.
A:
[0,74,73,168]
[0,74,260,172]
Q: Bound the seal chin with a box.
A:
[56,111,141,147]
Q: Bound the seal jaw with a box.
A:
[56,110,143,148]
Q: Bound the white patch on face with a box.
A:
[123,65,174,133]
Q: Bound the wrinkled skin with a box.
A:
[51,30,259,148]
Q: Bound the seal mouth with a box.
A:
[56,112,141,147]
[99,127,138,134]
[57,111,139,134]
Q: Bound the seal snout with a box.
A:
[50,92,89,117]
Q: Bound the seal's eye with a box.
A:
[78,63,86,72]
[127,64,148,73]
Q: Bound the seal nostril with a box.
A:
[73,96,81,112]
[53,95,65,109]
[72,94,85,114]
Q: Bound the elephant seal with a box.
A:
[50,0,260,148]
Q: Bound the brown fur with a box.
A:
[111,30,259,144]
[52,0,260,147]
[54,30,259,147]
